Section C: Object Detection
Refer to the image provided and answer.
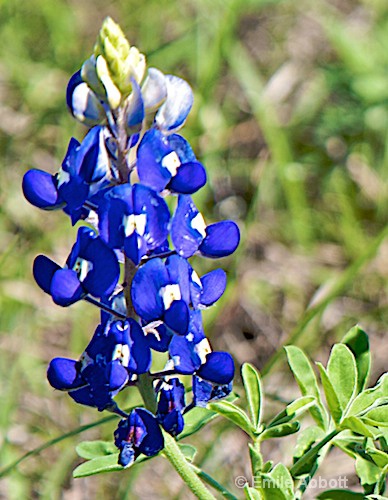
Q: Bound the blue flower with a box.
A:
[47,319,151,412]
[193,352,234,407]
[33,226,120,306]
[114,408,164,467]
[157,378,186,436]
[98,183,170,265]
[66,70,106,125]
[131,255,226,335]
[23,126,111,224]
[171,195,240,258]
[137,129,206,194]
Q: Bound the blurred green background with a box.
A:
[0,0,387,498]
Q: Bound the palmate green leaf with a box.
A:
[260,421,300,441]
[241,363,262,430]
[285,346,327,429]
[316,490,365,499]
[326,344,358,412]
[316,362,342,425]
[208,401,254,437]
[76,440,117,459]
[342,325,371,392]
[347,374,388,417]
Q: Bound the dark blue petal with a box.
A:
[161,410,185,437]
[192,377,232,407]
[135,409,164,457]
[196,352,234,385]
[144,324,172,352]
[127,319,152,374]
[200,269,227,307]
[124,232,148,265]
[167,134,196,163]
[33,255,61,294]
[47,358,84,391]
[171,195,205,258]
[107,360,129,391]
[163,299,190,335]
[169,335,202,374]
[131,258,168,322]
[22,169,63,210]
[155,75,193,132]
[199,221,240,258]
[50,268,84,306]
[137,129,172,192]
[168,161,207,194]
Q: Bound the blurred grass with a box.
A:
[0,0,387,498]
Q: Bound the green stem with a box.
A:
[290,429,339,478]
[190,464,238,500]
[137,373,157,414]
[162,431,216,500]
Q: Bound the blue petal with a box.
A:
[168,161,207,194]
[166,255,191,305]
[137,129,172,192]
[107,360,129,391]
[199,221,240,258]
[66,70,105,125]
[163,299,189,335]
[22,169,63,210]
[161,410,184,437]
[193,377,232,407]
[131,258,168,322]
[47,358,84,391]
[50,268,84,306]
[155,75,193,132]
[118,443,135,467]
[127,319,152,374]
[124,232,148,265]
[167,134,196,163]
[196,352,234,385]
[200,269,227,307]
[169,334,202,374]
[135,409,164,457]
[171,195,204,258]
[33,255,61,294]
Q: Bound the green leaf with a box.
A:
[208,401,254,437]
[317,362,343,424]
[249,443,263,475]
[316,490,365,499]
[285,346,327,429]
[177,444,197,463]
[268,396,316,427]
[347,374,388,417]
[340,416,380,438]
[342,325,371,392]
[73,454,123,478]
[244,485,261,500]
[293,426,325,463]
[270,463,294,500]
[75,440,117,459]
[241,363,262,430]
[327,344,357,411]
[355,456,380,486]
[366,447,388,468]
[260,421,300,440]
[179,392,238,440]
[361,405,388,427]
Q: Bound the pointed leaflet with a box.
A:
[342,325,371,393]
[327,344,358,412]
[241,363,262,430]
[316,362,343,425]
[208,400,255,438]
[285,346,327,429]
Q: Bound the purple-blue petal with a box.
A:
[47,358,84,391]
[33,255,61,294]
[22,169,63,210]
[168,161,206,194]
[200,269,227,307]
[155,75,193,132]
[171,195,204,258]
[50,268,84,306]
[163,299,189,335]
[199,221,240,258]
[196,352,235,385]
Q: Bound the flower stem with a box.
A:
[162,431,217,500]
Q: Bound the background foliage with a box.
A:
[0,0,387,498]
